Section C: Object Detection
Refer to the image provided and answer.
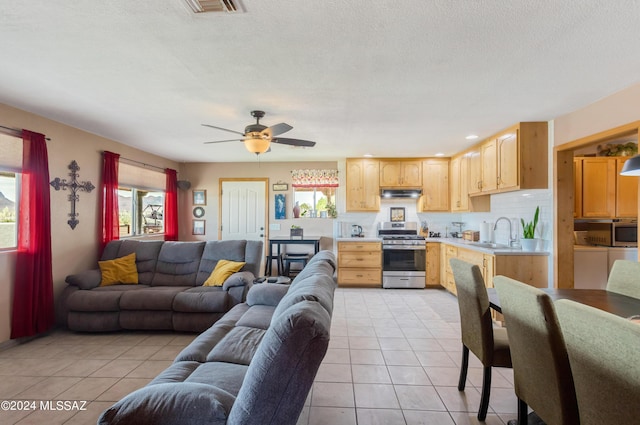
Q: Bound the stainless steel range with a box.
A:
[378,222,426,289]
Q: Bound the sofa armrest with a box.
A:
[222,271,253,291]
[65,269,102,290]
[246,283,290,307]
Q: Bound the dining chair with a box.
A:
[449,258,512,421]
[606,259,640,299]
[556,299,640,425]
[493,276,579,425]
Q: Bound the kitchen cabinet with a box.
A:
[481,140,498,192]
[379,160,422,187]
[468,122,548,195]
[438,241,547,296]
[337,241,382,286]
[450,154,469,212]
[467,148,483,195]
[616,158,639,218]
[574,156,636,218]
[574,158,583,218]
[419,159,449,212]
[346,158,380,212]
[426,242,441,286]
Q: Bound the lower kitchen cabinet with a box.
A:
[426,242,441,286]
[337,241,382,287]
[437,242,548,295]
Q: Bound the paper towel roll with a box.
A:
[480,222,493,243]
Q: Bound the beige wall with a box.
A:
[178,161,338,251]
[554,82,640,146]
[0,103,179,344]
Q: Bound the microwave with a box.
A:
[586,221,637,247]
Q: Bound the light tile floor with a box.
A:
[0,287,517,424]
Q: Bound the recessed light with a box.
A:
[363,153,373,158]
[435,153,445,157]
[465,134,478,140]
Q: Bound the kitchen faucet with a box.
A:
[494,217,516,247]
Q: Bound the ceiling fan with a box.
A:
[203,110,316,155]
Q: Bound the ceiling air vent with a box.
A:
[184,0,241,13]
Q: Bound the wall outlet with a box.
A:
[269,223,281,231]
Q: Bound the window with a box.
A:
[293,187,336,218]
[0,172,18,249]
[118,188,165,237]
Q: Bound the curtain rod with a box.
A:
[0,125,52,140]
[119,156,167,173]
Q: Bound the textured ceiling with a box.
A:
[1,1,640,162]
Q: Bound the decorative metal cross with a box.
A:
[50,160,95,229]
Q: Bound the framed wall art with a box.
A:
[193,190,206,206]
[390,207,405,222]
[272,183,288,191]
[275,194,286,219]
[192,219,205,235]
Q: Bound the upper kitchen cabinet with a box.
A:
[616,157,639,218]
[379,160,422,187]
[469,122,548,195]
[580,157,617,218]
[574,156,637,218]
[419,158,449,212]
[467,148,483,195]
[346,158,380,211]
[450,153,469,212]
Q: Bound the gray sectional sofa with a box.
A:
[59,239,263,332]
[98,250,337,425]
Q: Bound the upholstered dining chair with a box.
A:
[556,299,640,425]
[450,258,512,421]
[606,259,640,299]
[493,276,579,425]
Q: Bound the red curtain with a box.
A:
[164,168,178,241]
[11,130,54,339]
[101,151,120,253]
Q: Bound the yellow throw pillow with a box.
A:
[203,260,246,287]
[99,253,139,286]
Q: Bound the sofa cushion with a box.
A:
[120,287,187,310]
[196,240,249,285]
[204,260,245,287]
[102,240,164,285]
[172,287,229,313]
[99,253,139,286]
[98,382,235,425]
[207,326,266,365]
[152,242,205,287]
[235,305,275,330]
[67,285,150,312]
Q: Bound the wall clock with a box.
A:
[193,207,205,218]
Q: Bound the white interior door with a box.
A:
[220,180,266,243]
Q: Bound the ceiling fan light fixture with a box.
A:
[244,137,270,154]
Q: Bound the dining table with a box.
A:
[487,287,640,319]
[265,236,322,276]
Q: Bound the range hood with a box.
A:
[380,188,423,198]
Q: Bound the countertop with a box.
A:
[428,237,550,256]
[336,236,549,255]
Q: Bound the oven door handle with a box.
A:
[382,245,426,250]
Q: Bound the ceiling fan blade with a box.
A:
[202,124,245,137]
[268,122,293,137]
[272,137,316,147]
[204,138,245,144]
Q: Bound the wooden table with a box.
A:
[487,288,640,319]
[265,237,322,276]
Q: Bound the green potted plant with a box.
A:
[520,206,539,251]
